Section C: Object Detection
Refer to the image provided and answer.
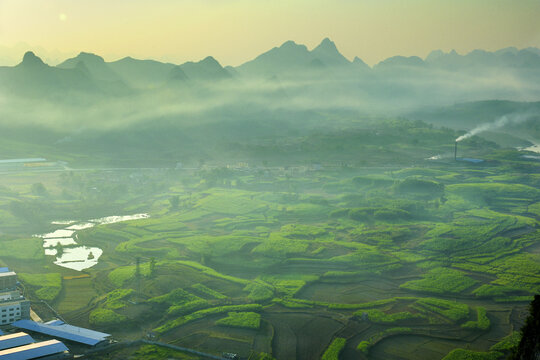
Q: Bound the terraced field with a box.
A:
[1,122,538,359]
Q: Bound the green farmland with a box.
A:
[1,119,538,360]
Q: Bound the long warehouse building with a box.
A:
[0,332,70,360]
[0,332,34,350]
[0,339,69,360]
[11,320,110,346]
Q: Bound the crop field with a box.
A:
[57,277,97,314]
[1,122,538,360]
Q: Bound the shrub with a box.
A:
[35,287,61,302]
[104,289,134,309]
[490,332,520,351]
[322,338,346,360]
[244,281,274,302]
[357,309,422,323]
[356,327,412,354]
[191,284,227,299]
[216,312,261,329]
[167,300,209,316]
[89,308,128,327]
[108,263,151,287]
[156,304,263,333]
[442,349,502,360]
[462,307,490,330]
[473,284,517,298]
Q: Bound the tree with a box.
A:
[510,295,540,360]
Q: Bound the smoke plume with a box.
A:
[455,113,533,142]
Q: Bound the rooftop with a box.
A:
[0,300,26,307]
[0,292,24,303]
[0,273,16,278]
[0,333,34,351]
[0,339,68,360]
[12,320,110,346]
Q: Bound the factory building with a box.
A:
[0,332,70,359]
[0,269,31,326]
[0,332,34,350]
[12,320,110,347]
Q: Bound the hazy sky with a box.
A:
[1,0,539,66]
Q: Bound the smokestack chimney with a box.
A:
[454,142,458,161]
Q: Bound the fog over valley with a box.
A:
[1,4,540,359]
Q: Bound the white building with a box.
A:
[0,270,30,326]
[0,291,30,326]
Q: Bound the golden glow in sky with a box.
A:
[0,0,539,66]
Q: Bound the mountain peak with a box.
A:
[353,56,370,69]
[76,52,105,63]
[321,37,333,44]
[311,37,350,66]
[281,40,298,48]
[200,56,221,67]
[122,56,135,61]
[315,37,337,51]
[20,51,46,67]
[177,56,230,81]
[57,52,107,70]
[278,40,309,52]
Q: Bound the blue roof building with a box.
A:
[11,320,110,346]
[0,339,68,360]
[0,269,9,274]
[0,333,34,351]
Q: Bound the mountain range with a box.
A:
[1,38,540,107]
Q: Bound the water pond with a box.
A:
[35,213,149,271]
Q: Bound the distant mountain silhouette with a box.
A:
[108,56,175,89]
[0,51,99,97]
[58,52,131,94]
[311,38,351,67]
[171,56,231,82]
[424,48,540,70]
[237,40,312,76]
[236,38,360,77]
[352,56,370,71]
[18,51,47,68]
[169,66,189,82]
[375,56,425,69]
[1,42,540,107]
